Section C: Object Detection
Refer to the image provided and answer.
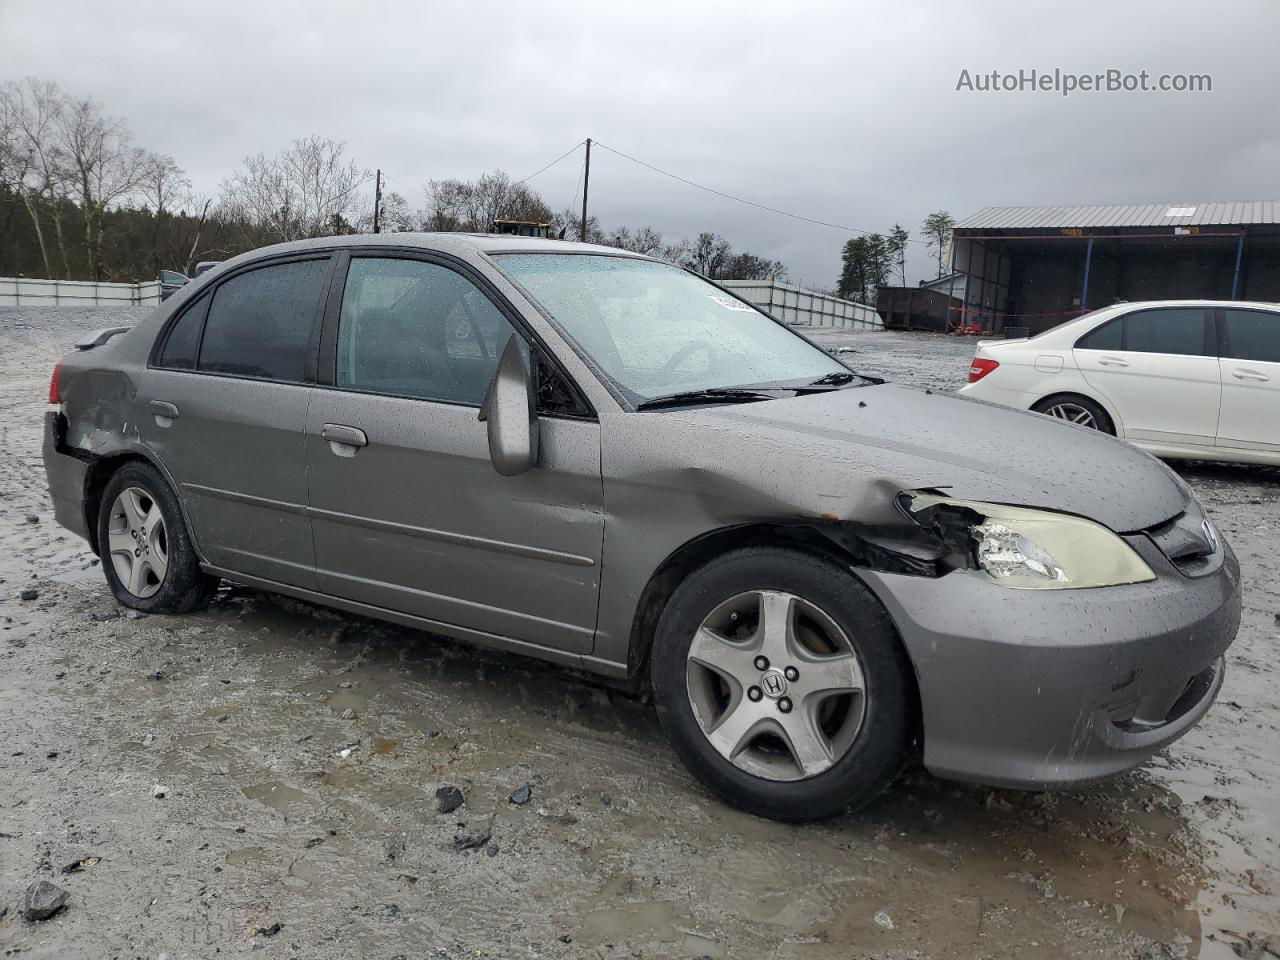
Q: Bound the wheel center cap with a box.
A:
[760,669,788,699]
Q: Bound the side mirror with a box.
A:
[478,335,540,476]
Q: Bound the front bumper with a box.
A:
[859,534,1241,789]
[42,411,93,547]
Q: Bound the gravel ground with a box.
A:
[0,307,1277,960]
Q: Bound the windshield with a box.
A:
[494,254,849,404]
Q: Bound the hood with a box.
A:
[675,384,1189,533]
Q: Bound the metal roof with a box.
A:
[956,201,1280,231]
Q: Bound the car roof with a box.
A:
[1087,299,1280,311]
[223,232,653,262]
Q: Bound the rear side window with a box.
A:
[198,258,329,381]
[1076,308,1207,356]
[1124,309,1207,356]
[157,297,207,369]
[1221,309,1280,363]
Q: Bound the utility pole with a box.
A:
[373,168,382,234]
[580,139,591,242]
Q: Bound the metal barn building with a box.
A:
[947,201,1280,334]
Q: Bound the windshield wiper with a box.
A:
[808,371,858,386]
[636,388,780,411]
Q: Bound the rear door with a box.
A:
[305,251,604,653]
[141,254,332,587]
[1073,306,1220,446]
[1215,307,1280,453]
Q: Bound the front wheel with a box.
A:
[97,461,218,613]
[650,547,915,822]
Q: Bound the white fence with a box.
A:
[0,277,161,308]
[721,280,881,329]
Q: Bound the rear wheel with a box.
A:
[1033,393,1114,434]
[651,547,914,822]
[97,462,217,613]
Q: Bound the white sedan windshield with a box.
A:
[495,254,848,402]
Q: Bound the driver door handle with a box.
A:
[1097,356,1130,367]
[321,423,368,450]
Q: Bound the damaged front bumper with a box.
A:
[858,526,1241,790]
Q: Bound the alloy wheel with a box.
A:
[1043,402,1099,428]
[685,590,866,781]
[107,486,169,599]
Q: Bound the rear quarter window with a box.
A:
[1075,317,1122,350]
[157,297,208,369]
[198,258,329,381]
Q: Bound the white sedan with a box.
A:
[958,300,1280,466]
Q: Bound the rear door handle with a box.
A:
[1097,356,1130,368]
[149,400,179,426]
[321,423,368,456]
[1231,368,1269,382]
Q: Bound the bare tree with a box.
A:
[55,92,147,278]
[426,170,552,233]
[606,224,667,257]
[722,252,786,281]
[551,207,604,244]
[371,190,417,233]
[179,197,215,274]
[219,136,370,243]
[888,223,910,286]
[920,210,956,279]
[138,152,191,273]
[0,78,70,278]
[687,232,732,278]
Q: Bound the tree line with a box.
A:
[835,211,956,304]
[0,76,787,284]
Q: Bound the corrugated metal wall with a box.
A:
[720,280,882,329]
[0,277,161,307]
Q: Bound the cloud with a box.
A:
[2,0,1274,288]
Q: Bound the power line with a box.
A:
[566,151,585,221]
[592,140,928,244]
[515,140,585,186]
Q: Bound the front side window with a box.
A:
[336,257,518,406]
[494,254,848,404]
[198,258,329,381]
[1221,309,1280,363]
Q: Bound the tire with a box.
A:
[97,461,218,614]
[650,547,914,822]
[1032,393,1115,434]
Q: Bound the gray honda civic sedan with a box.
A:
[43,234,1241,821]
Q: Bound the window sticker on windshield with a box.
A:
[709,295,753,312]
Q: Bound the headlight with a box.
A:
[903,494,1155,590]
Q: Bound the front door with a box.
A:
[140,255,331,587]
[305,253,605,653]
[1216,307,1280,453]
[1074,306,1220,446]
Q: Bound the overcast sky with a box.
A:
[2,0,1276,287]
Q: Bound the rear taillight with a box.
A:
[49,360,62,404]
[968,357,999,383]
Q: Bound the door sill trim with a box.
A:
[200,564,628,679]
